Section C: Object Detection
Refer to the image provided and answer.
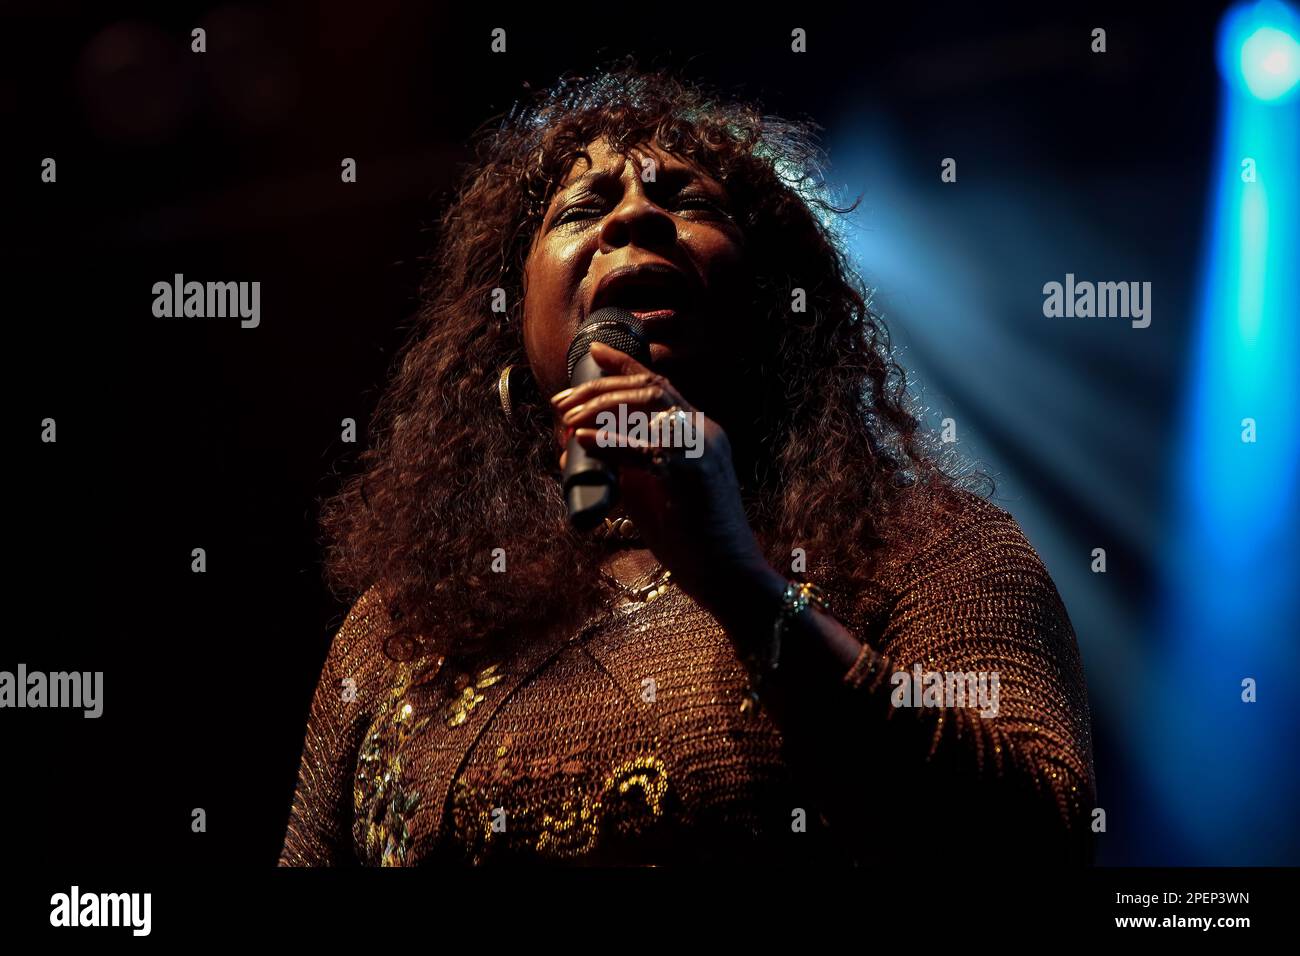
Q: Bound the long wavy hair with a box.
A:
[321,62,978,662]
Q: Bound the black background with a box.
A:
[8,1,1228,869]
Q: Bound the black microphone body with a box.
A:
[561,308,651,530]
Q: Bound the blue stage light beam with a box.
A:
[1155,0,1300,863]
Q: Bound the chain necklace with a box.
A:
[625,565,673,603]
[601,561,673,605]
[591,514,672,602]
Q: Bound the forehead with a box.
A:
[552,137,708,195]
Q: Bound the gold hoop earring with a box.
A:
[497,365,535,423]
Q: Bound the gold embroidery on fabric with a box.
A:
[449,754,669,864]
[443,662,503,728]
[354,658,447,866]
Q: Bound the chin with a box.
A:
[647,339,708,370]
[647,342,676,368]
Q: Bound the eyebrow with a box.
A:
[554,167,614,197]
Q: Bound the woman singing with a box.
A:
[279,64,1096,866]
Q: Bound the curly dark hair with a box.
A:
[320,61,979,662]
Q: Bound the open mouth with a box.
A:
[590,265,699,323]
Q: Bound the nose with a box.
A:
[597,183,677,255]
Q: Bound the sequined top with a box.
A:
[278,488,1097,866]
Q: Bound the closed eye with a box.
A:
[553,193,727,227]
[673,194,721,211]
[553,203,606,226]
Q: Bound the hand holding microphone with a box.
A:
[554,319,771,611]
[559,307,652,529]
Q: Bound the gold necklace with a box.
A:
[591,515,643,548]
[601,563,673,604]
[627,566,672,603]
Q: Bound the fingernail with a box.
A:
[562,404,584,424]
[551,388,574,404]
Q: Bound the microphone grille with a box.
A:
[565,308,651,379]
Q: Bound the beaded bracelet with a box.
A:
[740,580,830,713]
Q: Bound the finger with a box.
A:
[589,340,653,376]
[560,386,680,428]
[550,371,667,412]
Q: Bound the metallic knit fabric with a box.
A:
[279,488,1097,866]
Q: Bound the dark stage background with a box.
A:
[8,0,1297,872]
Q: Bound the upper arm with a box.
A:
[278,587,390,867]
[834,495,1097,859]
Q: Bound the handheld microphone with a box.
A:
[561,307,651,530]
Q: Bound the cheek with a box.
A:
[522,240,586,395]
[690,228,748,299]
[521,316,565,399]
